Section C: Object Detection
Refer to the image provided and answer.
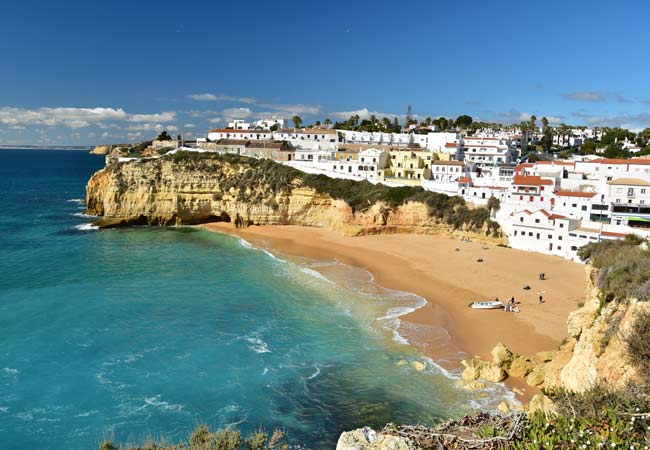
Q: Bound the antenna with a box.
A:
[406,105,413,125]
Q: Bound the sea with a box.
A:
[0,150,514,450]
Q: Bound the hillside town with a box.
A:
[114,113,650,262]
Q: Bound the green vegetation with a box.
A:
[626,309,650,377]
[158,152,500,236]
[578,235,650,302]
[98,426,287,450]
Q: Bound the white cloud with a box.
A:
[257,103,322,116]
[562,91,605,102]
[495,109,564,125]
[128,111,176,123]
[188,93,256,104]
[329,107,417,122]
[183,123,196,128]
[0,106,175,128]
[573,111,650,130]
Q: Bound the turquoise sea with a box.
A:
[0,150,512,450]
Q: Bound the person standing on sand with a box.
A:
[539,295,543,303]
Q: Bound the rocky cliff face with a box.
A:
[542,268,649,392]
[85,154,503,241]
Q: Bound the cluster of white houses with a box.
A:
[193,121,650,261]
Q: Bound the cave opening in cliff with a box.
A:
[204,212,231,223]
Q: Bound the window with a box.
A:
[535,218,540,223]
[520,217,524,222]
[558,236,562,240]
[528,232,533,237]
[557,246,562,250]
[514,230,517,236]
[548,234,552,239]
[642,189,646,194]
[536,233,540,240]
[581,205,587,211]
[560,223,564,228]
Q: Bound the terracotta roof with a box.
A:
[602,231,628,238]
[216,139,250,145]
[512,174,553,186]
[514,163,534,173]
[444,142,458,147]
[548,213,567,220]
[458,176,472,183]
[555,190,597,198]
[589,158,650,165]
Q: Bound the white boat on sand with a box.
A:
[468,300,505,310]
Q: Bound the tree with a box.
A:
[455,115,473,129]
[541,127,553,154]
[324,118,332,126]
[270,123,279,132]
[529,115,537,132]
[156,130,171,141]
[393,117,399,131]
[381,117,391,129]
[541,117,549,131]
[520,121,530,153]
[314,120,321,127]
[580,139,597,155]
[292,115,302,128]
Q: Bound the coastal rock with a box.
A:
[490,342,515,368]
[507,356,534,378]
[460,358,485,381]
[497,401,510,413]
[533,351,556,364]
[458,379,487,391]
[410,361,426,371]
[336,428,416,450]
[479,364,507,383]
[527,394,555,415]
[526,365,546,387]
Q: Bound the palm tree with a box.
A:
[292,115,302,129]
[541,117,549,132]
[324,118,332,127]
[520,121,530,154]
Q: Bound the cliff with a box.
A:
[85,152,503,241]
[89,144,129,155]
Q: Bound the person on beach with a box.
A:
[539,295,543,303]
[510,296,515,305]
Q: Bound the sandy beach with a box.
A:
[202,223,587,400]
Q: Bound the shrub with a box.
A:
[625,309,650,378]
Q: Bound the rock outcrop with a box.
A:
[85,154,504,241]
[337,428,416,450]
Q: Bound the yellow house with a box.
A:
[379,149,435,184]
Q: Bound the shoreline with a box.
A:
[200,223,587,402]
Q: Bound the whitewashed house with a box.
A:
[208,129,272,141]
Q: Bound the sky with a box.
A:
[2,0,650,145]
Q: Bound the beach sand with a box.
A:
[202,223,586,401]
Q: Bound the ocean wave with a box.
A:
[144,395,183,412]
[0,406,8,413]
[239,238,286,264]
[71,212,98,219]
[243,336,271,353]
[2,367,20,376]
[306,365,321,380]
[74,223,99,231]
[66,198,84,204]
[299,267,333,283]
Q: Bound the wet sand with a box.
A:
[201,223,587,401]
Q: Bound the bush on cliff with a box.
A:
[626,309,650,378]
[160,152,500,236]
[98,425,287,450]
[578,235,650,302]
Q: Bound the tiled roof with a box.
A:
[458,176,472,183]
[512,174,553,186]
[555,190,597,198]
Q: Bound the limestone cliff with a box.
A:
[89,144,129,155]
[542,267,649,392]
[85,153,503,241]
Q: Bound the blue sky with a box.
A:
[2,0,650,145]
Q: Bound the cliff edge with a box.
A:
[85,152,503,240]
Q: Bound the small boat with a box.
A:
[468,300,505,310]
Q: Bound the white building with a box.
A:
[338,130,412,147]
[608,178,650,228]
[208,129,272,141]
[254,118,285,129]
[273,128,339,150]
[328,149,389,181]
[461,136,514,168]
